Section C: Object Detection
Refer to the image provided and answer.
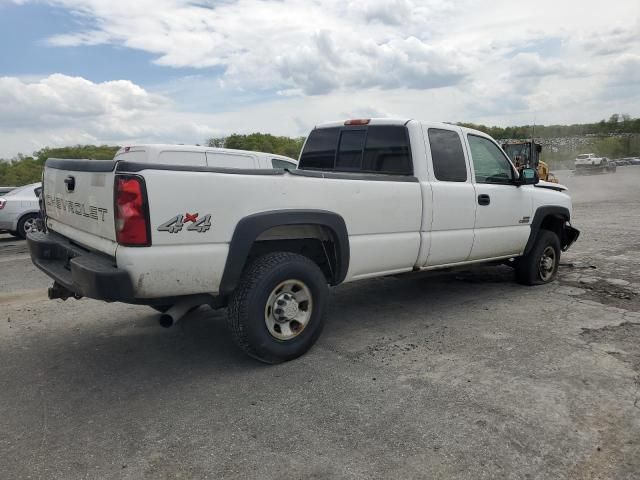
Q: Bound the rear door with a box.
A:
[43,160,118,256]
[465,134,532,260]
[422,125,476,266]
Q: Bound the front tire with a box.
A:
[16,213,38,239]
[228,252,328,364]
[515,230,561,285]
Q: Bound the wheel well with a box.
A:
[246,225,339,284]
[539,214,566,239]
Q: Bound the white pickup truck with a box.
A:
[28,119,579,363]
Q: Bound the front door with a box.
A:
[466,134,532,260]
[422,126,476,266]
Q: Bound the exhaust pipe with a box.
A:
[48,282,81,301]
[158,295,212,328]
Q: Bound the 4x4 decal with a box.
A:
[158,213,212,233]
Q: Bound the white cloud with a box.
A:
[0,74,167,128]
[39,0,472,94]
[1,0,639,157]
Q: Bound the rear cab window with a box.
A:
[272,158,296,169]
[299,125,413,175]
[428,128,467,182]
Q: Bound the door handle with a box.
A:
[478,194,490,206]
[64,176,76,192]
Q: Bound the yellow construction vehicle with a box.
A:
[502,141,559,183]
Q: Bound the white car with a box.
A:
[575,153,615,174]
[29,120,579,363]
[0,182,42,238]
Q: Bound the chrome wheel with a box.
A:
[538,246,557,282]
[22,216,37,234]
[264,279,313,341]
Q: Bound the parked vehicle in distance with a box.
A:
[574,153,615,174]
[29,119,579,363]
[113,144,297,170]
[0,183,42,238]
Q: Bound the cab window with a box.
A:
[299,125,412,175]
[272,159,296,169]
[428,128,467,182]
[468,135,515,184]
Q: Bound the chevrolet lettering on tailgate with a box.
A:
[45,194,108,222]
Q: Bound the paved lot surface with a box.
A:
[1,167,639,479]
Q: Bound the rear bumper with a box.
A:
[27,230,134,302]
[575,163,604,171]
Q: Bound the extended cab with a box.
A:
[28,120,579,363]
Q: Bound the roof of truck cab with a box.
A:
[115,144,297,163]
[315,119,492,138]
[316,118,411,128]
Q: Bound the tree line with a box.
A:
[2,115,639,186]
[0,145,120,186]
[458,114,640,139]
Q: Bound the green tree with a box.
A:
[1,145,119,186]
[207,133,305,159]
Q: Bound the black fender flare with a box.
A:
[219,210,350,295]
[523,206,571,255]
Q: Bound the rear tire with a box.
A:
[228,252,328,364]
[515,230,561,285]
[16,213,38,239]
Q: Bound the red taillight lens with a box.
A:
[345,119,370,126]
[115,176,150,246]
[0,199,5,210]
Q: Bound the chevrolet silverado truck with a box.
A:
[28,120,579,363]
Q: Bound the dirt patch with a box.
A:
[562,279,639,311]
[580,322,640,373]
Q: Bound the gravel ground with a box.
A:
[1,167,639,479]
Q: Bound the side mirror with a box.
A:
[519,167,539,185]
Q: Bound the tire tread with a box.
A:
[515,229,561,285]
[228,252,325,363]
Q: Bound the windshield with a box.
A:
[576,154,590,159]
[503,144,531,165]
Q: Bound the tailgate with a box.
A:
[43,159,118,255]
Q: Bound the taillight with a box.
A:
[345,119,370,126]
[0,199,5,210]
[114,175,150,246]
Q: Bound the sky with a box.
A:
[0,0,639,157]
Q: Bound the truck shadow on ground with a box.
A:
[20,265,527,399]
